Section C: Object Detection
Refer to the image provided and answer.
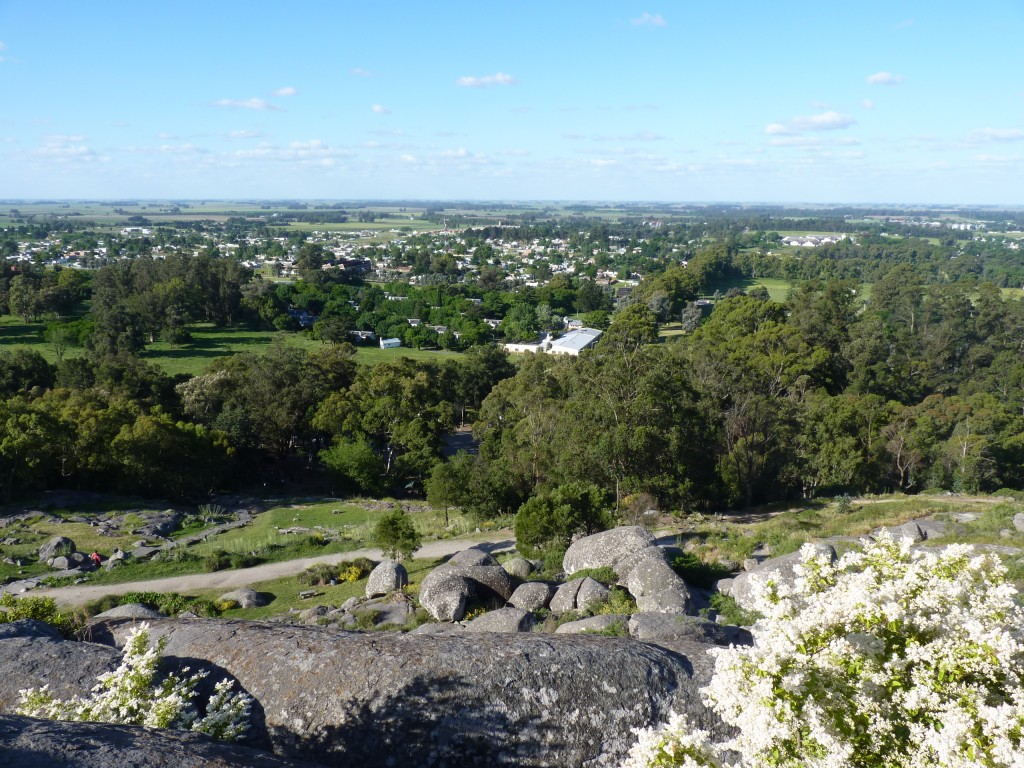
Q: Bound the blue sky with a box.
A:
[1,1,1022,204]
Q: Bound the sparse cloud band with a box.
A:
[456,72,517,87]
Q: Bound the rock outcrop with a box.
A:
[0,620,120,714]
[0,714,316,768]
[724,543,837,611]
[364,560,408,598]
[93,618,721,768]
[562,526,656,575]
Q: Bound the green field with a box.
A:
[0,317,461,377]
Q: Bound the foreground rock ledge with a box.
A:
[0,714,317,768]
[93,618,720,768]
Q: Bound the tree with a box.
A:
[514,481,610,559]
[596,303,658,357]
[373,507,421,561]
[500,302,541,342]
[319,439,385,495]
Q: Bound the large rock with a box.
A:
[448,547,499,567]
[365,560,408,598]
[1013,512,1024,533]
[93,603,167,620]
[635,588,691,614]
[135,509,184,538]
[628,613,751,647]
[38,536,75,562]
[555,615,628,635]
[94,618,721,768]
[217,589,269,610]
[575,577,610,612]
[446,565,515,602]
[0,620,120,713]
[464,607,534,633]
[729,543,837,611]
[563,526,656,576]
[501,556,535,579]
[0,714,315,768]
[507,581,555,611]
[549,577,584,614]
[418,569,472,621]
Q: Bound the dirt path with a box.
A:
[35,532,517,607]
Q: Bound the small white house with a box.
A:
[380,337,401,349]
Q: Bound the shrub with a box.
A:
[670,553,733,590]
[203,550,231,572]
[621,533,1024,767]
[0,593,80,637]
[18,623,251,741]
[373,507,421,561]
[298,563,338,586]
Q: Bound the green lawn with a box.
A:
[1,317,460,377]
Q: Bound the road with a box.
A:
[34,532,517,607]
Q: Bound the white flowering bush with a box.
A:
[17,623,252,741]
[622,533,1024,768]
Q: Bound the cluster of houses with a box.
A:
[503,327,603,357]
[780,234,850,248]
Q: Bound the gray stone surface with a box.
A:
[418,569,472,622]
[464,607,535,633]
[0,620,121,714]
[410,622,465,635]
[555,615,629,635]
[94,618,721,768]
[1014,513,1024,533]
[447,547,499,567]
[729,543,837,611]
[628,613,751,647]
[874,521,925,542]
[445,565,515,602]
[93,603,167,620]
[217,589,268,609]
[501,556,535,579]
[0,714,315,768]
[365,560,408,598]
[507,581,555,612]
[563,526,656,576]
[635,588,691,614]
[549,577,584,614]
[575,577,610,612]
[625,549,682,598]
[38,536,75,562]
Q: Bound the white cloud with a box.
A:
[631,12,667,27]
[227,129,263,139]
[273,86,297,97]
[593,131,667,142]
[372,104,391,114]
[767,111,857,135]
[792,111,857,130]
[160,143,207,155]
[862,99,875,110]
[866,71,905,85]
[31,135,102,162]
[351,67,374,77]
[213,98,283,111]
[456,72,517,87]
[969,128,1024,143]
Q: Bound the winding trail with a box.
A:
[34,532,517,607]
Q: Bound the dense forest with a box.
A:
[2,207,1023,524]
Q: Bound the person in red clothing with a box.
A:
[89,551,102,568]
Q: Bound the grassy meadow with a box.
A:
[0,316,461,377]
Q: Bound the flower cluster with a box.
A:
[622,533,1024,768]
[18,623,252,741]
